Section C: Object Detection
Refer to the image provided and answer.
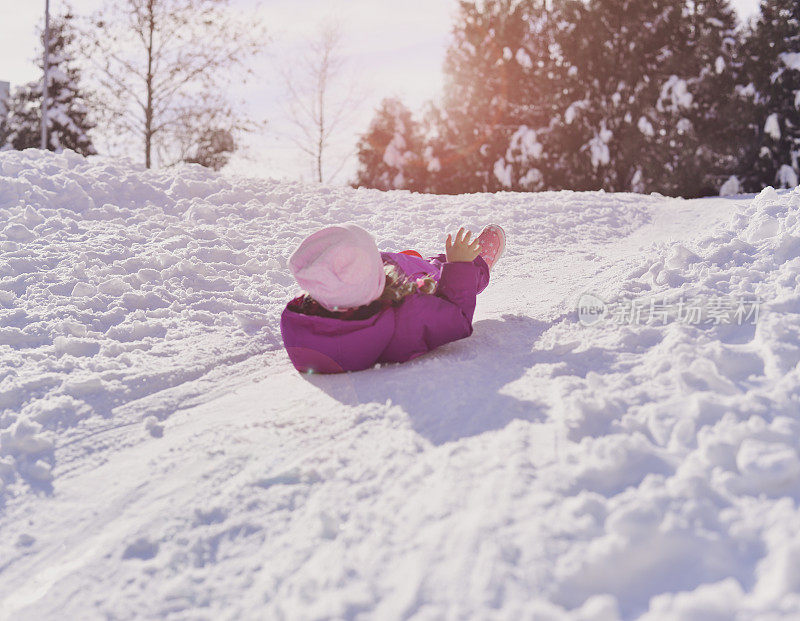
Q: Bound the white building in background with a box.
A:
[0,81,9,116]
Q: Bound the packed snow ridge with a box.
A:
[1,149,800,619]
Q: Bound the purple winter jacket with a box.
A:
[280,252,490,373]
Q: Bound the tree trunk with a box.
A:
[41,0,50,150]
[144,0,155,169]
[317,81,324,183]
[317,141,323,182]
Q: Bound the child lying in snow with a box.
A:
[280,223,505,374]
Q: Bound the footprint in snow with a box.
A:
[122,537,159,560]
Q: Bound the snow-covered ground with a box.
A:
[1,149,800,619]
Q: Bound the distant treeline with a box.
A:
[354,0,800,198]
[0,3,261,171]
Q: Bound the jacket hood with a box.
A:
[280,295,396,372]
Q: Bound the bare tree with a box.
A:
[280,22,365,183]
[79,0,266,169]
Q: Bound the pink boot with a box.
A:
[476,224,506,270]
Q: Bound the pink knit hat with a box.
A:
[288,223,386,311]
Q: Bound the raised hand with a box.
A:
[445,227,481,263]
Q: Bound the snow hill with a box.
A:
[1,149,800,619]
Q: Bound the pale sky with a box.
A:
[0,0,761,184]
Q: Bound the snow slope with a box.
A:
[1,150,800,619]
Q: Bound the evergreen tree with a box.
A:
[488,1,570,192]
[646,0,752,197]
[353,0,760,197]
[553,0,689,192]
[438,0,751,196]
[428,0,541,193]
[183,128,235,171]
[353,98,429,191]
[2,13,96,155]
[0,86,9,149]
[739,0,800,190]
